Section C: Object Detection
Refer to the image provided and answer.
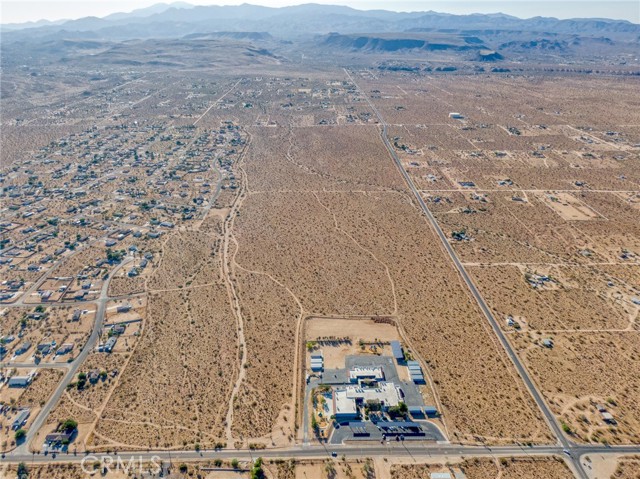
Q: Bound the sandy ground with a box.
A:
[306,317,400,343]
[608,455,640,479]
[537,192,601,221]
[512,331,640,444]
[1,463,119,479]
[305,317,401,369]
[585,453,626,479]
[391,457,573,479]
[3,69,639,454]
[0,369,64,452]
[294,458,372,479]
[92,286,238,450]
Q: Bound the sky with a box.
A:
[1,0,639,24]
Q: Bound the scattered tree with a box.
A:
[17,463,28,478]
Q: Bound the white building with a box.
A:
[345,382,401,408]
[349,366,384,384]
[333,389,359,421]
[310,352,324,372]
[331,382,402,421]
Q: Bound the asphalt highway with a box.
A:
[2,72,638,479]
[342,68,591,479]
[12,257,134,455]
[4,443,640,466]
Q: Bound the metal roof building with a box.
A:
[407,360,425,383]
[424,405,438,417]
[12,409,30,430]
[310,353,324,372]
[407,360,421,371]
[390,340,403,361]
[409,406,424,418]
[8,376,32,388]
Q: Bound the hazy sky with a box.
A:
[1,0,639,24]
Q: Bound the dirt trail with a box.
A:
[223,133,252,443]
[312,191,399,316]
[86,312,146,446]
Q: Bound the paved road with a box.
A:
[6,265,58,307]
[342,68,590,479]
[329,420,445,445]
[5,362,68,369]
[193,79,242,126]
[4,443,640,466]
[5,235,106,308]
[12,256,134,455]
[2,74,638,476]
[5,129,232,455]
[302,377,319,446]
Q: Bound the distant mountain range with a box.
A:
[2,2,639,44]
[2,2,638,70]
[323,32,486,53]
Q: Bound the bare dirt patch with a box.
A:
[294,458,372,479]
[234,192,396,316]
[243,125,405,192]
[91,286,237,449]
[470,265,632,331]
[538,191,601,221]
[513,331,640,444]
[147,230,221,291]
[611,455,640,479]
[461,456,572,479]
[3,463,129,479]
[107,276,146,297]
[231,270,300,444]
[305,317,400,369]
[390,456,572,479]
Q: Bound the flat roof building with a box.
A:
[409,406,424,418]
[349,366,384,384]
[390,340,403,361]
[332,382,403,420]
[333,389,359,421]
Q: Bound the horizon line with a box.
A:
[2,1,639,27]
